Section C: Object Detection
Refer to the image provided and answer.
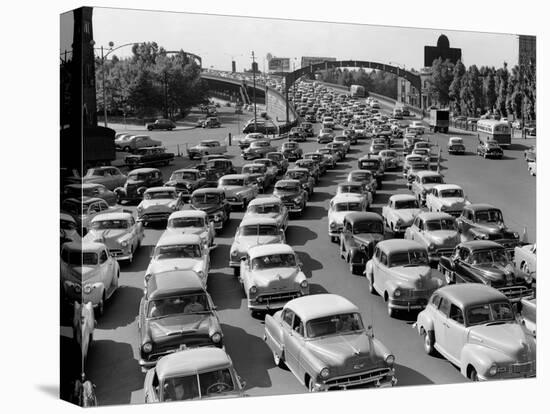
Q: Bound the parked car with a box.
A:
[239,244,308,313]
[295,158,320,183]
[146,118,176,131]
[264,294,397,391]
[116,135,161,153]
[339,212,384,275]
[114,168,164,204]
[189,188,231,232]
[301,122,314,136]
[83,212,144,262]
[404,212,460,264]
[187,140,227,160]
[316,147,339,165]
[138,270,223,371]
[137,186,184,225]
[254,158,281,180]
[303,152,329,175]
[328,194,367,242]
[217,174,259,210]
[415,284,536,381]
[289,127,307,142]
[410,171,445,206]
[438,241,534,301]
[242,163,271,192]
[456,204,521,254]
[424,184,467,217]
[365,239,445,317]
[284,168,315,197]
[382,194,422,235]
[242,140,276,161]
[272,179,308,216]
[60,241,120,316]
[402,154,429,177]
[164,210,215,249]
[477,141,503,159]
[229,217,286,276]
[197,158,237,187]
[202,116,221,128]
[327,142,347,160]
[238,132,266,149]
[145,233,211,287]
[357,156,384,188]
[448,137,466,154]
[125,146,174,168]
[336,181,373,208]
[243,197,289,231]
[61,197,122,236]
[164,168,207,201]
[63,183,117,206]
[81,166,127,191]
[347,170,377,195]
[378,149,400,171]
[280,141,303,161]
[143,347,245,402]
[266,152,289,175]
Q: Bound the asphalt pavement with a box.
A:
[66,102,535,405]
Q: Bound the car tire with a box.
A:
[468,367,479,382]
[423,329,436,355]
[444,269,455,284]
[97,294,105,317]
[233,267,240,277]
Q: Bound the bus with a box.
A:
[350,84,365,98]
[476,120,512,147]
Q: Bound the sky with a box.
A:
[69,7,520,72]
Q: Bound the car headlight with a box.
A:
[120,239,129,247]
[302,183,308,189]
[214,213,222,222]
[385,354,395,366]
[211,332,222,343]
[198,270,205,279]
[186,183,193,189]
[231,250,239,258]
[330,222,337,229]
[525,274,533,284]
[428,243,436,251]
[513,232,519,239]
[249,286,258,295]
[142,342,153,353]
[236,193,243,200]
[171,204,178,210]
[320,367,330,379]
[294,197,303,204]
[83,285,93,294]
[300,280,308,289]
[137,206,143,213]
[394,288,401,297]
[488,364,498,376]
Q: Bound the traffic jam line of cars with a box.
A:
[60,80,536,403]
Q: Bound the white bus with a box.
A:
[476,120,511,147]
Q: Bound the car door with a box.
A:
[445,303,467,365]
[280,309,299,375]
[433,296,451,356]
[407,217,422,241]
[341,219,352,251]
[99,248,114,293]
[286,314,306,381]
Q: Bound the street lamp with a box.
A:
[91,40,139,127]
[251,51,257,131]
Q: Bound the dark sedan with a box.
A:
[146,118,176,131]
[477,141,503,159]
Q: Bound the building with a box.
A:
[300,56,336,68]
[268,57,290,74]
[518,35,536,66]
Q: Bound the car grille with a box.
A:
[497,286,534,302]
[227,197,240,203]
[142,212,171,220]
[256,291,301,303]
[325,367,392,388]
[509,361,535,374]
[443,210,462,217]
[109,249,124,257]
[147,340,217,362]
[435,248,454,257]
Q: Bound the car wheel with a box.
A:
[423,329,436,355]
[307,377,316,393]
[521,262,530,275]
[468,367,479,382]
[97,294,105,317]
[233,267,240,277]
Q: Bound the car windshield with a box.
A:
[251,253,296,270]
[474,209,503,223]
[334,202,362,212]
[381,151,397,157]
[85,169,104,177]
[243,166,264,174]
[284,143,298,149]
[466,302,515,327]
[268,154,282,161]
[169,217,204,228]
[440,189,463,198]
[350,172,371,181]
[128,173,149,181]
[394,199,419,209]
[220,179,244,186]
[91,219,129,230]
[469,249,510,265]
[171,171,197,181]
[192,194,220,205]
[353,221,383,234]
[154,244,201,259]
[388,250,429,267]
[339,185,362,194]
[450,139,463,144]
[240,225,279,236]
[275,184,299,192]
[425,219,457,231]
[422,176,443,184]
[286,171,307,180]
[145,191,176,200]
[148,293,210,318]
[61,219,76,231]
[306,312,364,338]
[63,250,98,266]
[248,204,280,214]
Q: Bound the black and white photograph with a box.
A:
[57,3,540,408]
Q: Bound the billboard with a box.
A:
[301,56,337,68]
[268,57,290,73]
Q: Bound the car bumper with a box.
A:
[63,287,103,307]
[139,212,172,222]
[388,297,429,310]
[315,369,397,391]
[248,292,304,310]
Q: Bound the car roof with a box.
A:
[248,196,281,206]
[287,294,358,322]
[249,243,294,258]
[377,239,425,253]
[62,240,105,252]
[435,284,508,310]
[167,210,207,219]
[156,233,202,247]
[331,193,364,203]
[416,211,455,221]
[171,168,199,174]
[416,171,441,178]
[145,186,176,193]
[459,240,506,251]
[192,188,224,195]
[91,212,133,222]
[220,174,248,180]
[155,347,231,380]
[466,203,498,211]
[432,184,462,191]
[286,167,309,173]
[147,270,204,300]
[389,194,417,202]
[344,212,383,223]
[275,179,300,186]
[128,168,159,174]
[240,217,279,227]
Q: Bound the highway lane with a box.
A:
[69,103,534,405]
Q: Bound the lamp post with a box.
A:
[91,41,139,127]
[251,51,257,131]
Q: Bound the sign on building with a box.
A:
[268,57,290,73]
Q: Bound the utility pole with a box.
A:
[252,51,257,131]
[101,46,107,127]
[164,72,168,119]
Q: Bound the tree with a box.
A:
[495,62,508,117]
[484,68,497,114]
[459,65,483,116]
[427,58,454,107]
[449,60,466,115]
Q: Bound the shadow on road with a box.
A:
[394,364,435,387]
[119,245,153,273]
[222,324,273,389]
[309,283,330,295]
[301,205,327,220]
[286,225,318,246]
[508,143,531,151]
[210,242,230,270]
[97,285,143,330]
[208,271,244,311]
[310,191,332,202]
[295,251,323,278]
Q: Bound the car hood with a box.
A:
[329,211,350,225]
[192,204,222,214]
[125,179,146,187]
[164,227,206,237]
[274,191,300,200]
[353,233,384,245]
[250,267,302,288]
[425,230,460,246]
[166,179,196,187]
[468,323,536,361]
[394,209,421,224]
[232,236,282,252]
[219,186,247,196]
[437,198,466,208]
[139,199,177,209]
[388,265,432,285]
[148,313,216,343]
[67,265,99,282]
[85,229,127,243]
[147,258,203,276]
[474,223,508,234]
[470,262,515,282]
